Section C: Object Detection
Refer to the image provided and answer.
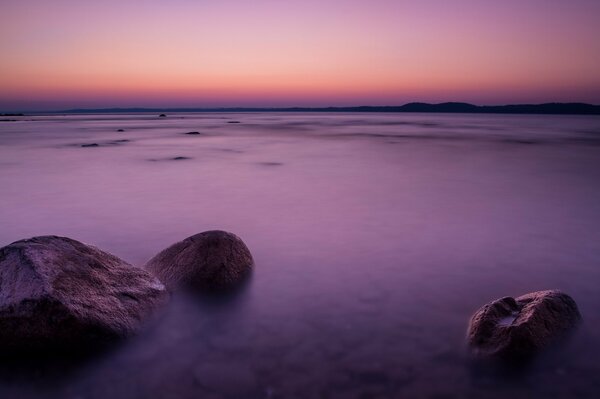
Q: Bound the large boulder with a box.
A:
[0,236,168,350]
[467,290,582,359]
[145,230,254,291]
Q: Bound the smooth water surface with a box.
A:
[1,113,600,398]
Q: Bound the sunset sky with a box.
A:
[1,0,600,111]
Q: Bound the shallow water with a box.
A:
[1,112,600,398]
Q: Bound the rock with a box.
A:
[0,236,168,350]
[185,131,201,135]
[117,129,125,132]
[159,114,167,117]
[227,121,241,124]
[145,230,254,291]
[467,290,581,358]
[172,156,190,160]
[81,143,99,147]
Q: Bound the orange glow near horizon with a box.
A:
[1,0,600,110]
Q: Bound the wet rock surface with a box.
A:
[0,236,168,350]
[145,230,254,291]
[467,290,582,359]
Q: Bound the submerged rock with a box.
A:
[145,230,254,291]
[0,236,168,350]
[467,290,581,359]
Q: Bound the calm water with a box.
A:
[1,113,600,398]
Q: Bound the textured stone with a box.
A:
[145,230,254,291]
[0,236,168,349]
[467,290,581,358]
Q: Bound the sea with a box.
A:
[1,112,599,398]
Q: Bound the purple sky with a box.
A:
[1,0,600,110]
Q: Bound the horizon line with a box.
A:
[4,101,600,116]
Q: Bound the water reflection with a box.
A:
[1,113,600,398]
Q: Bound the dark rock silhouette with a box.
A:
[227,121,241,123]
[172,156,190,160]
[81,143,99,147]
[185,131,201,135]
[0,236,168,350]
[145,230,254,291]
[117,129,125,132]
[60,103,600,115]
[159,114,167,117]
[467,290,581,359]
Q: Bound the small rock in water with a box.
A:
[159,114,167,118]
[0,236,168,351]
[227,121,241,124]
[145,230,254,291]
[467,290,581,359]
[185,131,201,135]
[172,156,190,160]
[117,129,125,132]
[81,143,99,147]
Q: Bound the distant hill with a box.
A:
[52,102,600,115]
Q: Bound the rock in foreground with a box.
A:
[145,230,254,291]
[0,236,168,350]
[467,290,581,359]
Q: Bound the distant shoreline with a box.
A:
[4,102,600,116]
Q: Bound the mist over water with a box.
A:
[1,113,600,398]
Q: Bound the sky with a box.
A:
[1,0,600,111]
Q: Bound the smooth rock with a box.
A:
[145,230,254,291]
[467,290,581,358]
[0,236,168,349]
